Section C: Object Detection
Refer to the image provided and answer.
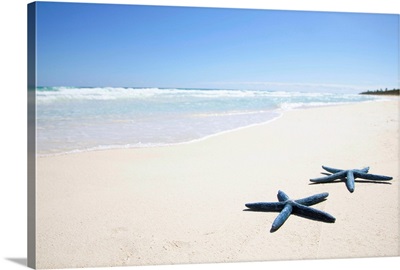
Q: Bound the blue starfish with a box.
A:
[310,166,393,193]
[245,190,336,232]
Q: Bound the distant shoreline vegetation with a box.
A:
[360,88,400,96]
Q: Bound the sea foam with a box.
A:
[36,87,382,155]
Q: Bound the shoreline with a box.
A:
[37,98,391,157]
[36,100,399,269]
[37,113,284,158]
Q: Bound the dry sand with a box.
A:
[36,99,399,269]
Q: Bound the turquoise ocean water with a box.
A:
[36,87,381,155]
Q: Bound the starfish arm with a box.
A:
[322,166,343,173]
[245,202,284,211]
[293,203,336,223]
[277,190,290,202]
[346,170,355,193]
[271,203,293,232]
[322,166,369,174]
[310,170,347,182]
[353,171,393,181]
[295,192,329,206]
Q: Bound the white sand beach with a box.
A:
[36,100,399,269]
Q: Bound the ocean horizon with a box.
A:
[36,86,383,155]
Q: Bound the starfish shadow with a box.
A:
[354,179,392,185]
[309,178,392,186]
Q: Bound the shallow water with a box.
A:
[35,87,380,155]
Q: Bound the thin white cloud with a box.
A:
[204,81,386,93]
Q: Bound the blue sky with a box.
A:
[35,2,399,93]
